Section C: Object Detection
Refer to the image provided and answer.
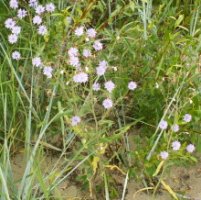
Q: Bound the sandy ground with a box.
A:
[11,153,201,200]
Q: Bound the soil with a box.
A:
[11,153,201,200]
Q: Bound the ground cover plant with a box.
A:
[0,0,201,199]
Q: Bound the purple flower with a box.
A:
[183,114,192,122]
[171,124,179,132]
[102,98,113,109]
[73,72,88,83]
[93,40,103,51]
[17,9,27,19]
[35,5,45,15]
[33,15,42,25]
[69,56,80,68]
[86,28,96,38]
[29,0,38,8]
[128,81,137,90]
[186,144,195,153]
[68,47,78,57]
[71,116,81,126]
[83,49,91,58]
[32,57,42,67]
[5,18,16,29]
[8,34,18,44]
[11,26,21,35]
[159,120,168,130]
[104,80,115,93]
[92,83,100,91]
[10,0,18,9]
[160,151,169,160]
[12,51,21,60]
[38,25,47,35]
[43,66,53,78]
[46,3,55,12]
[171,141,181,151]
[96,60,108,76]
[75,26,84,36]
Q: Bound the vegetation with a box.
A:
[0,0,201,199]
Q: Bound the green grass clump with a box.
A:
[0,0,201,199]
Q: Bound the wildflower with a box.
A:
[9,0,18,9]
[183,114,192,122]
[186,144,195,153]
[83,49,91,58]
[12,51,21,60]
[38,25,47,35]
[93,83,100,91]
[11,26,21,35]
[93,40,103,51]
[159,120,168,130]
[102,98,113,109]
[5,18,16,29]
[96,60,108,76]
[75,26,84,36]
[73,72,88,83]
[35,5,45,15]
[171,141,181,151]
[8,34,18,44]
[68,47,78,57]
[128,81,137,90]
[29,0,38,8]
[17,9,27,19]
[160,151,169,160]
[46,3,55,13]
[33,15,42,25]
[69,56,80,68]
[86,28,96,38]
[43,66,53,78]
[171,124,179,132]
[104,80,115,93]
[71,116,81,126]
[32,57,42,67]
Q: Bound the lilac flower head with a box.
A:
[46,3,55,13]
[5,18,16,29]
[8,34,18,44]
[38,25,47,35]
[93,83,100,91]
[93,40,103,51]
[11,26,21,35]
[186,144,195,153]
[159,120,168,130]
[75,26,84,37]
[104,80,115,93]
[29,0,38,8]
[10,0,18,9]
[73,72,88,83]
[43,66,53,78]
[128,81,137,90]
[86,28,96,38]
[12,51,21,60]
[96,60,108,76]
[33,15,42,25]
[71,116,81,126]
[17,9,27,19]
[102,98,113,109]
[183,114,192,123]
[160,151,169,160]
[35,5,45,15]
[32,57,42,67]
[69,56,80,68]
[171,141,181,151]
[68,47,78,57]
[171,124,179,132]
[83,49,91,58]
